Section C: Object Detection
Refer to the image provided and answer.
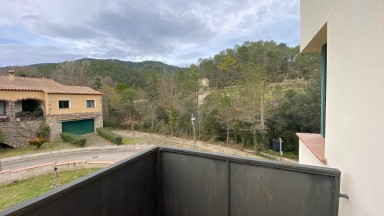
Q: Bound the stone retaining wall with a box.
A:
[0,120,44,147]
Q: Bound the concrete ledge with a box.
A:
[0,160,114,185]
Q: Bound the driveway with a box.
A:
[83,134,114,147]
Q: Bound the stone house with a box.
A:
[0,70,103,147]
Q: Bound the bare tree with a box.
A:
[121,114,142,136]
[52,60,91,86]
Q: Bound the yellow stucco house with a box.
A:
[0,70,103,147]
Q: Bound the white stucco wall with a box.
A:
[300,0,333,52]
[301,0,384,215]
[298,140,326,167]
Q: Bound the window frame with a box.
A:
[321,44,327,137]
[86,100,95,108]
[58,100,70,109]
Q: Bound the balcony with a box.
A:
[0,115,9,122]
[1,147,341,216]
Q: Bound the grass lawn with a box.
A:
[0,168,99,211]
[122,137,139,145]
[263,149,299,160]
[0,142,76,159]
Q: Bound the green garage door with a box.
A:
[62,119,94,135]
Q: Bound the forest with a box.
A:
[1,40,322,155]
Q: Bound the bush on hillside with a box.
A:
[60,133,86,147]
[29,138,47,149]
[96,128,122,145]
[0,129,4,143]
[37,123,50,140]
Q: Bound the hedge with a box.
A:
[96,128,122,145]
[60,133,86,147]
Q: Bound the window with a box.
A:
[86,100,95,108]
[321,44,327,137]
[0,101,5,115]
[58,100,70,109]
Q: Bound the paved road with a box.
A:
[2,147,147,171]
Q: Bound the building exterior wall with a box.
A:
[0,90,103,145]
[300,0,384,215]
[300,0,333,52]
[47,94,102,115]
[0,90,45,101]
[298,140,325,167]
[46,113,103,140]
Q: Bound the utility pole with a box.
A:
[279,138,283,162]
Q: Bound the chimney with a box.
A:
[8,70,15,81]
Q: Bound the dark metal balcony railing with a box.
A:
[0,146,340,216]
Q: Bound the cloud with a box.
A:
[0,0,299,67]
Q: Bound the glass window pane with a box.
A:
[0,101,5,114]
[86,100,95,108]
[59,100,69,109]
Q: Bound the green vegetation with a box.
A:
[37,123,50,140]
[0,169,99,211]
[0,58,183,89]
[1,40,322,156]
[0,129,4,143]
[28,138,47,149]
[60,133,86,147]
[122,137,137,145]
[96,128,122,145]
[0,142,76,159]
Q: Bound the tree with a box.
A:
[52,60,91,86]
[266,71,321,153]
[147,71,160,101]
[93,76,102,90]
[215,93,239,145]
[121,113,142,136]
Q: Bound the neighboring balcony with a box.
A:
[1,147,341,216]
[0,115,9,122]
[0,99,45,123]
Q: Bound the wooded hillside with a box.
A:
[1,40,321,154]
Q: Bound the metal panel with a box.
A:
[62,119,94,135]
[159,147,340,216]
[230,162,338,216]
[1,147,159,216]
[161,151,228,216]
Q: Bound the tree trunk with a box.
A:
[260,90,265,130]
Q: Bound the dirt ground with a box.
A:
[112,130,260,158]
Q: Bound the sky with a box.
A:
[0,0,300,67]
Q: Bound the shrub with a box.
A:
[37,123,50,140]
[0,129,4,143]
[29,138,47,149]
[96,128,122,145]
[60,133,86,147]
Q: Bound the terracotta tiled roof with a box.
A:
[0,76,102,95]
[296,133,326,164]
